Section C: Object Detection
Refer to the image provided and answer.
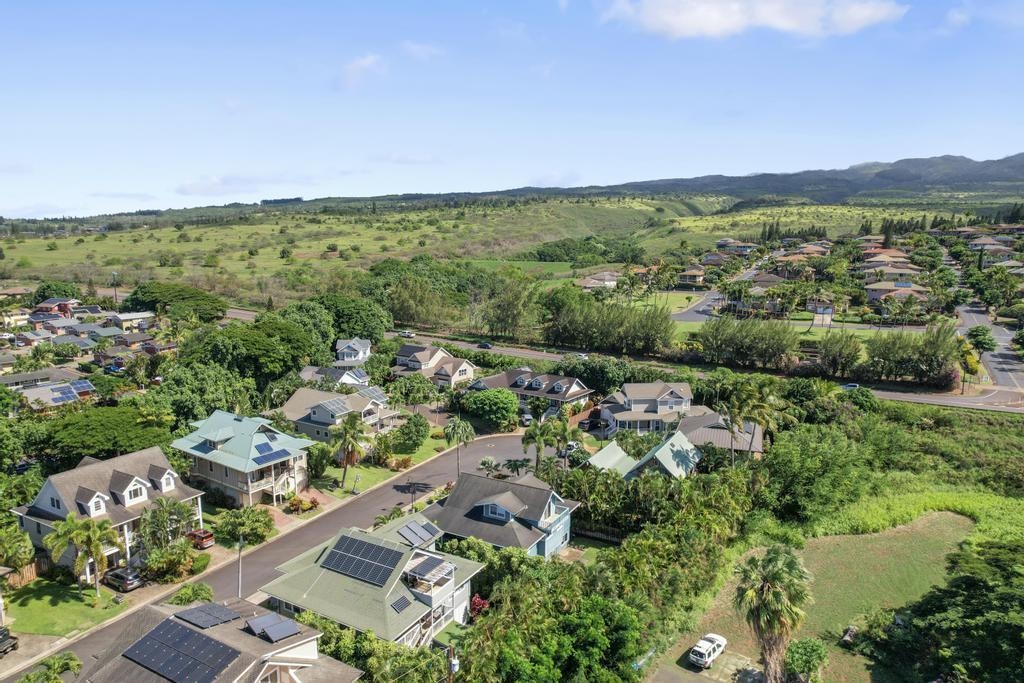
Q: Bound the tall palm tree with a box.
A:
[443,416,475,478]
[549,418,584,468]
[733,545,813,683]
[521,420,556,471]
[17,652,83,683]
[43,514,123,598]
[330,412,367,488]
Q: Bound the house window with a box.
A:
[224,466,229,478]
[458,368,467,377]
[18,516,23,529]
[93,499,103,512]
[315,429,321,437]
[50,497,61,510]
[36,522,41,534]
[126,486,144,502]
[485,504,507,521]
[208,460,214,473]
[163,475,174,490]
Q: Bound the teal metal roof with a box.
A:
[171,410,314,473]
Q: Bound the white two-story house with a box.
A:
[334,338,371,367]
[171,410,314,507]
[470,369,593,420]
[278,386,399,443]
[599,381,693,437]
[11,447,203,578]
[392,344,477,390]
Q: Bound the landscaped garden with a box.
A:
[5,577,129,636]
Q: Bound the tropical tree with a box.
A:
[43,514,123,597]
[521,420,556,471]
[734,545,813,683]
[306,442,333,481]
[503,457,532,477]
[139,497,195,551]
[549,418,584,468]
[966,325,997,353]
[330,412,367,487]
[16,652,82,683]
[478,456,501,478]
[443,416,475,478]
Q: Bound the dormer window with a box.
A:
[514,376,526,387]
[126,485,145,503]
[162,474,174,491]
[485,504,508,521]
[92,499,103,513]
[553,382,564,393]
[50,496,61,510]
[530,378,543,389]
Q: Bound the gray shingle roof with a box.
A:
[470,370,592,402]
[677,411,764,453]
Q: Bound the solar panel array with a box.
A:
[254,442,273,455]
[397,520,437,546]
[49,384,78,405]
[246,612,301,643]
[69,379,95,393]
[321,535,404,587]
[252,448,291,466]
[122,618,240,683]
[409,555,445,579]
[421,522,441,537]
[391,596,412,613]
[175,603,242,629]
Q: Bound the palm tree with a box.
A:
[502,457,532,477]
[17,652,83,683]
[478,456,501,478]
[733,545,813,683]
[330,413,367,488]
[43,514,123,598]
[443,416,475,478]
[549,418,584,468]
[521,420,556,471]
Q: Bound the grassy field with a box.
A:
[317,433,450,502]
[634,291,699,314]
[1,194,1002,309]
[653,512,974,683]
[567,536,616,565]
[673,319,903,342]
[6,577,129,635]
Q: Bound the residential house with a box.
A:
[334,338,372,367]
[42,317,79,335]
[678,266,705,286]
[576,271,619,291]
[863,266,923,284]
[469,368,592,419]
[720,241,758,256]
[108,311,156,331]
[969,236,1001,251]
[393,345,477,390]
[11,447,202,576]
[172,410,314,507]
[598,381,692,437]
[866,281,929,303]
[677,407,764,459]
[262,514,483,648]
[751,272,785,286]
[79,598,363,683]
[1,307,30,328]
[115,331,154,348]
[0,367,78,389]
[141,340,177,356]
[16,329,53,347]
[87,325,123,343]
[587,431,702,479]
[794,244,829,257]
[0,352,14,374]
[16,379,96,411]
[299,364,371,388]
[423,473,579,559]
[277,386,398,443]
[49,334,96,354]
[94,345,139,370]
[33,297,80,317]
[701,252,732,267]
[0,286,32,300]
[26,312,63,330]
[70,304,106,317]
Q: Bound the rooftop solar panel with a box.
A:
[122,618,239,683]
[421,522,441,537]
[70,380,94,392]
[252,448,291,466]
[409,555,446,579]
[254,442,273,455]
[320,535,404,587]
[176,603,242,629]
[266,432,278,441]
[263,618,301,643]
[246,613,284,635]
[391,596,412,613]
[397,525,424,546]
[405,520,434,543]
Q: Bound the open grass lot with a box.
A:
[635,291,699,313]
[6,577,129,636]
[652,512,974,683]
[317,434,450,501]
[673,319,908,342]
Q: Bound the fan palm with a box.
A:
[549,418,584,468]
[43,514,123,598]
[733,545,812,683]
[443,416,475,478]
[330,412,367,488]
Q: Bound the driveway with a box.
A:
[957,303,1024,390]
[1,434,536,682]
[650,651,762,683]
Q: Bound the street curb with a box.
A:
[0,431,494,680]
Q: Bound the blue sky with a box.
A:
[2,0,1023,218]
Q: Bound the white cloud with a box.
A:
[603,0,909,38]
[343,53,383,87]
[945,4,973,30]
[90,191,157,200]
[400,41,443,60]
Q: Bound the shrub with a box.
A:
[191,553,211,575]
[168,582,214,605]
[393,413,430,454]
[785,638,829,682]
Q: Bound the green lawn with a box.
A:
[568,536,616,565]
[673,320,917,343]
[317,434,451,500]
[633,291,698,313]
[6,577,129,636]
[655,512,974,683]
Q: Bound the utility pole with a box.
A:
[448,644,459,683]
[236,532,244,599]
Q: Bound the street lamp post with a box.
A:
[237,532,245,599]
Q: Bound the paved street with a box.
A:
[1,434,542,682]
[957,303,1024,390]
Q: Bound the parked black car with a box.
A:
[104,567,144,592]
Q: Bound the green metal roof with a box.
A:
[171,410,314,473]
